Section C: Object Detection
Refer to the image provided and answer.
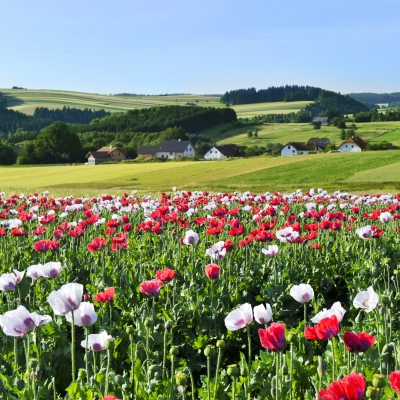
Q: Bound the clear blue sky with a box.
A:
[1,0,399,95]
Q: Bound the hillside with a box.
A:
[1,151,400,195]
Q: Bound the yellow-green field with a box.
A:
[201,121,400,147]
[1,151,400,197]
[1,88,310,119]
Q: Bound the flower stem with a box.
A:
[207,356,211,400]
[246,324,252,398]
[14,337,18,372]
[105,348,111,395]
[213,347,222,400]
[85,328,89,384]
[289,343,293,400]
[71,310,76,382]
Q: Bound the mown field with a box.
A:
[1,89,309,119]
[201,121,400,147]
[1,151,400,197]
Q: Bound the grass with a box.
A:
[1,88,311,119]
[2,151,400,197]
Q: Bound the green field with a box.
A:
[1,88,311,119]
[200,121,400,147]
[1,151,400,196]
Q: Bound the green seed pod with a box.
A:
[216,339,226,349]
[144,317,154,328]
[126,325,135,335]
[286,332,298,344]
[204,345,216,358]
[175,372,188,386]
[148,364,162,376]
[227,364,239,377]
[366,386,379,399]
[372,374,386,388]
[17,379,25,391]
[115,374,126,385]
[136,348,146,362]
[170,346,179,356]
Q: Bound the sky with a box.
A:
[1,0,399,95]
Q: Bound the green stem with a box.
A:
[162,327,168,379]
[14,337,18,372]
[331,337,336,381]
[52,376,56,400]
[207,356,211,400]
[130,335,135,399]
[289,343,293,400]
[189,368,195,400]
[85,328,89,384]
[170,355,175,400]
[232,377,236,399]
[26,335,31,398]
[71,310,76,382]
[213,348,222,399]
[105,348,111,395]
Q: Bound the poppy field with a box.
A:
[1,188,400,399]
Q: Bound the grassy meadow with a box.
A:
[1,88,310,119]
[1,151,400,197]
[200,121,400,147]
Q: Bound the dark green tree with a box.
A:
[341,129,346,140]
[17,142,38,164]
[247,131,253,137]
[0,140,17,165]
[160,126,188,141]
[34,121,82,164]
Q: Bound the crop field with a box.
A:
[1,185,400,398]
[1,151,400,198]
[201,121,400,148]
[1,89,311,119]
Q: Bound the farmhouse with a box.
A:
[281,141,319,156]
[311,117,329,126]
[338,136,367,153]
[204,144,245,160]
[137,140,196,159]
[85,146,127,165]
[308,137,331,151]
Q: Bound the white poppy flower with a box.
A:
[66,302,97,327]
[81,331,112,351]
[262,245,279,257]
[224,303,253,331]
[290,283,314,303]
[254,303,273,324]
[47,283,83,316]
[353,286,379,313]
[311,301,346,323]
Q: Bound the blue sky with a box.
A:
[1,0,399,95]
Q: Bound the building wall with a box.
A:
[281,145,298,156]
[338,143,361,152]
[154,151,185,159]
[108,150,126,161]
[204,147,227,160]
[183,145,195,157]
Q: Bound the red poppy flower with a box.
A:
[32,226,47,236]
[11,228,28,237]
[156,267,176,282]
[140,279,163,296]
[258,323,287,352]
[111,241,128,251]
[34,239,60,252]
[318,372,366,399]
[0,228,7,237]
[304,315,339,340]
[310,243,322,250]
[53,229,63,239]
[106,219,122,228]
[151,223,163,235]
[390,370,400,393]
[343,331,375,353]
[103,396,119,400]
[223,240,236,253]
[205,264,221,279]
[87,237,107,252]
[94,287,115,303]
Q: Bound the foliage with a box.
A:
[0,92,7,108]
[0,140,17,165]
[33,106,111,124]
[366,141,392,151]
[354,109,400,123]
[348,92,400,104]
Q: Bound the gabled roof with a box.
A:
[339,136,367,149]
[312,117,329,122]
[308,137,331,149]
[214,144,244,157]
[138,140,195,154]
[85,151,110,159]
[284,142,318,151]
[137,145,158,154]
[97,146,127,155]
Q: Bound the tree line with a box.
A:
[348,92,400,104]
[33,106,111,124]
[353,108,400,122]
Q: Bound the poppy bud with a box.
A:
[144,317,154,328]
[204,345,215,358]
[287,332,298,344]
[175,372,188,386]
[317,357,325,377]
[170,346,179,356]
[372,374,386,388]
[17,380,25,391]
[366,386,379,399]
[136,348,146,362]
[227,364,239,377]
[148,364,162,377]
[165,321,173,330]
[216,339,225,349]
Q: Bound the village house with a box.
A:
[338,136,367,153]
[85,146,127,165]
[281,141,319,156]
[204,144,244,160]
[307,137,331,151]
[137,140,196,159]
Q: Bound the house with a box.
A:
[281,141,319,156]
[85,146,127,165]
[137,140,196,159]
[308,137,331,151]
[338,136,367,153]
[311,117,329,126]
[204,144,245,160]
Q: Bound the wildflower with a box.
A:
[311,301,346,323]
[204,264,221,279]
[290,283,314,303]
[156,268,176,283]
[318,372,366,399]
[253,303,273,324]
[47,283,83,316]
[258,323,286,352]
[139,279,163,296]
[66,302,97,327]
[182,229,199,245]
[224,303,253,331]
[87,237,106,252]
[0,270,24,291]
[390,370,400,394]
[355,225,373,239]
[81,331,112,351]
[261,244,279,257]
[276,226,299,243]
[0,305,52,337]
[379,211,391,223]
[353,286,379,313]
[94,287,115,303]
[343,331,375,353]
[305,315,339,340]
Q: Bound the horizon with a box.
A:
[1,0,399,95]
